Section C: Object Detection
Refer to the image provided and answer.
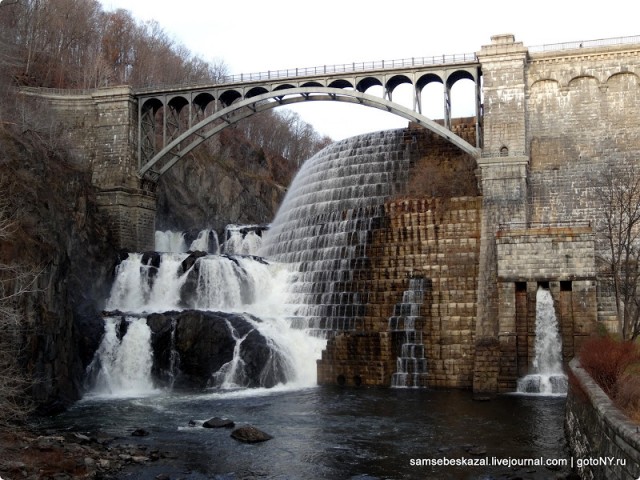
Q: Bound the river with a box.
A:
[41,387,571,479]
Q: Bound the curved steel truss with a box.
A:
[139,86,482,181]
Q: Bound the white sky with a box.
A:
[101,0,639,140]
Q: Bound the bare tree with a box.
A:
[239,109,332,167]
[0,190,37,426]
[594,162,640,340]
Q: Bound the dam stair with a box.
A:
[389,278,428,388]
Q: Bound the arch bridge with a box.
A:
[136,53,482,181]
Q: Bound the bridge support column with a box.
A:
[95,188,156,252]
[473,155,529,394]
[473,34,530,395]
[90,87,157,251]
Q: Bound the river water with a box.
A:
[42,387,571,480]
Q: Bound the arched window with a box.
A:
[500,146,509,157]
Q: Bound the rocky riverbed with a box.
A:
[0,428,170,479]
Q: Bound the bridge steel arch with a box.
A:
[138,87,481,180]
[137,62,482,179]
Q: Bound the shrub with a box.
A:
[616,360,640,423]
[579,335,640,395]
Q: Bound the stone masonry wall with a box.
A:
[27,87,156,251]
[526,43,640,333]
[473,35,531,394]
[495,227,597,391]
[380,197,481,388]
[317,122,481,388]
[473,36,640,393]
[566,358,640,480]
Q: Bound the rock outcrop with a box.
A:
[155,128,291,233]
[0,125,118,413]
[146,310,289,389]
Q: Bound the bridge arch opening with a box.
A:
[167,96,190,142]
[219,89,242,107]
[450,77,478,118]
[328,79,354,89]
[388,83,414,111]
[246,86,269,98]
[421,81,445,119]
[386,74,412,94]
[193,92,216,117]
[356,77,383,93]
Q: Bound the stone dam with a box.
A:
[32,34,640,395]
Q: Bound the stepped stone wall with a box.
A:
[318,123,482,388]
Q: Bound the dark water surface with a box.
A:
[42,387,572,479]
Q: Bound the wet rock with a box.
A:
[180,250,207,273]
[230,425,273,443]
[155,475,171,480]
[131,428,149,437]
[70,432,92,444]
[2,460,26,471]
[188,419,198,427]
[203,417,235,429]
[91,432,115,445]
[468,446,486,456]
[148,310,287,389]
[36,436,61,451]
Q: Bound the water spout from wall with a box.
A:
[516,287,568,395]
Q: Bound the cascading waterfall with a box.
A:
[88,247,325,396]
[223,225,264,255]
[90,130,428,396]
[155,229,220,254]
[212,320,251,389]
[390,278,428,388]
[516,287,568,395]
[85,317,157,397]
[155,230,187,253]
[260,130,413,334]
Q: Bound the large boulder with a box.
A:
[230,425,273,443]
[146,310,288,389]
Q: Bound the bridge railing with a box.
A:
[529,34,640,53]
[223,52,478,84]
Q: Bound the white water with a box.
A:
[92,131,422,397]
[155,229,220,254]
[85,317,158,397]
[390,278,428,388]
[260,130,412,333]
[91,251,326,397]
[223,225,263,255]
[155,230,187,253]
[516,288,568,395]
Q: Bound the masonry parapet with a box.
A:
[566,358,640,480]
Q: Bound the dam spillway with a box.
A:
[260,122,483,388]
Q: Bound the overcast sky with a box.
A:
[100,0,639,140]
